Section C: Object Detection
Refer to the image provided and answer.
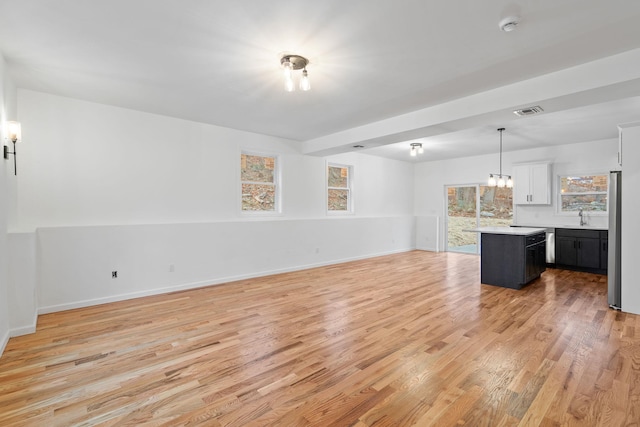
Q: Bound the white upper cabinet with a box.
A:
[513,163,551,205]
[617,121,640,168]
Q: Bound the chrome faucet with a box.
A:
[579,208,586,226]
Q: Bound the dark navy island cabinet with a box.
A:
[480,231,546,290]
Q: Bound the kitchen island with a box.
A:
[465,226,547,289]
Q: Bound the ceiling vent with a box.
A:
[513,106,544,116]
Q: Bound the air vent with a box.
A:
[513,106,544,116]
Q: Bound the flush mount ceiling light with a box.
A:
[488,128,513,188]
[410,142,424,157]
[499,16,520,32]
[280,54,310,92]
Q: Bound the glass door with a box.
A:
[479,186,513,228]
[446,186,478,253]
[446,185,513,254]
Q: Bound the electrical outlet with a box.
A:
[112,271,118,278]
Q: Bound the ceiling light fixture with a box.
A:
[488,128,513,188]
[410,142,424,157]
[280,54,310,92]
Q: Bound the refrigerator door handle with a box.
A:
[608,171,621,310]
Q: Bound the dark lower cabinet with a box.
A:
[525,239,546,284]
[481,232,546,289]
[556,236,577,266]
[556,236,599,268]
[555,228,607,274]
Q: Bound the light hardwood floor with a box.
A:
[0,251,637,426]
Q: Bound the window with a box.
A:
[479,186,513,227]
[559,174,608,213]
[241,152,278,212]
[327,164,352,212]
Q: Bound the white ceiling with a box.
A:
[366,96,640,162]
[1,0,640,162]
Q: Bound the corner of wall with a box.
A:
[0,50,19,356]
[0,329,9,356]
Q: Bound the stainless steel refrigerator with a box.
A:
[608,170,622,310]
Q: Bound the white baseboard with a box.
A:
[0,329,9,357]
[38,247,414,315]
[10,311,38,337]
[10,325,37,337]
[416,246,439,252]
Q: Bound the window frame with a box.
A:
[326,162,353,214]
[240,150,281,215]
[556,172,608,216]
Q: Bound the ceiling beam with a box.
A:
[302,48,640,157]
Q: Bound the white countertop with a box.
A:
[463,226,547,236]
[513,224,607,231]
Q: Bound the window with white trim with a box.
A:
[558,174,608,213]
[241,152,279,212]
[327,164,352,212]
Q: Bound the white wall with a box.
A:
[415,139,619,251]
[9,90,415,321]
[8,233,36,334]
[15,90,296,229]
[36,217,415,313]
[15,90,414,229]
[0,54,18,354]
[620,123,640,315]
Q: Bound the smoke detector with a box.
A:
[499,16,520,32]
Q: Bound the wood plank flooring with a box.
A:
[1,250,638,426]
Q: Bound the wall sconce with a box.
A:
[410,142,424,157]
[4,121,21,175]
[280,54,310,92]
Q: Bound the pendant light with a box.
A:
[488,128,513,188]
